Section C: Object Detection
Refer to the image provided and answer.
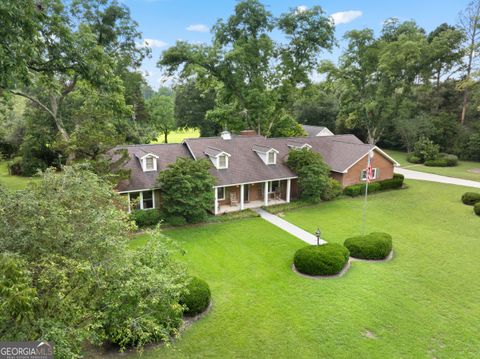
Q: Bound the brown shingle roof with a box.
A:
[115,134,394,191]
[115,143,192,192]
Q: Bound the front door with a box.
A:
[244,184,250,202]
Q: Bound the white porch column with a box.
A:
[240,184,245,210]
[286,179,291,203]
[264,181,269,206]
[214,187,218,215]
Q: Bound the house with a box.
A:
[115,131,399,214]
[302,125,334,137]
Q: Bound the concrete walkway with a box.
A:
[395,168,480,189]
[254,208,326,245]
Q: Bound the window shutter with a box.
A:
[376,168,380,179]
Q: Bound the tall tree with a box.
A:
[459,0,480,125]
[159,0,335,136]
[146,94,175,143]
[0,0,148,161]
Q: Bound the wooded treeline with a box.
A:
[1,0,480,178]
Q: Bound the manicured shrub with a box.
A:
[424,158,448,167]
[379,174,404,190]
[344,232,392,260]
[165,215,187,226]
[413,136,440,162]
[440,154,458,167]
[293,244,350,276]
[180,277,211,316]
[130,209,161,227]
[406,154,423,164]
[360,182,381,194]
[461,192,480,206]
[344,184,362,197]
[474,203,480,216]
[321,178,343,201]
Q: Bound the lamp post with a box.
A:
[315,228,321,246]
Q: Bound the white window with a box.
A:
[218,155,228,169]
[217,187,225,200]
[269,180,280,193]
[267,151,276,165]
[361,168,379,181]
[128,190,155,211]
[145,157,155,171]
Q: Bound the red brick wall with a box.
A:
[335,150,394,187]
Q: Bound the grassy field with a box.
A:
[387,149,480,182]
[155,128,200,144]
[127,180,480,358]
[0,161,38,190]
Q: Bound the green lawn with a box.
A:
[387,149,480,182]
[127,180,480,358]
[155,128,200,144]
[0,161,38,190]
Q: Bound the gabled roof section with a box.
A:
[204,146,231,157]
[138,152,159,160]
[252,144,279,154]
[286,140,312,149]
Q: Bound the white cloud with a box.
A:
[330,10,362,25]
[138,38,168,48]
[296,5,308,13]
[186,24,209,33]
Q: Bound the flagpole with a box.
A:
[362,151,372,236]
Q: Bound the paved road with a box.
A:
[395,168,480,189]
[254,208,325,245]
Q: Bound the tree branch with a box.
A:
[2,88,56,119]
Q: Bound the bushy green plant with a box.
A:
[321,178,343,201]
[158,158,216,223]
[165,215,187,226]
[413,136,440,162]
[7,156,23,175]
[406,154,423,164]
[130,209,161,227]
[424,158,448,167]
[379,174,404,190]
[344,232,393,260]
[439,153,458,167]
[461,192,480,206]
[293,244,350,276]
[360,182,381,194]
[474,203,480,216]
[344,184,362,197]
[180,277,211,316]
[286,148,331,203]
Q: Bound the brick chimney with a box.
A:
[239,130,257,137]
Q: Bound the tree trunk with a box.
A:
[164,131,168,144]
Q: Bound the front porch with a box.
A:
[214,178,296,215]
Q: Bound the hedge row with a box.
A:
[461,192,480,206]
[344,174,404,197]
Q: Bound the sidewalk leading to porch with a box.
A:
[254,208,326,245]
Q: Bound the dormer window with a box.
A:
[267,151,276,165]
[287,141,312,150]
[253,145,279,165]
[218,154,228,169]
[205,147,231,169]
[139,153,159,172]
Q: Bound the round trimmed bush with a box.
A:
[293,243,350,276]
[344,232,392,260]
[461,192,480,206]
[180,277,211,316]
[424,158,448,167]
[440,153,458,167]
[130,209,161,227]
[475,203,480,216]
[406,154,422,164]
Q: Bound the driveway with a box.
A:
[395,168,480,189]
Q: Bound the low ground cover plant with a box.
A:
[293,244,350,276]
[344,232,393,260]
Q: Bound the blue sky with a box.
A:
[123,0,470,89]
